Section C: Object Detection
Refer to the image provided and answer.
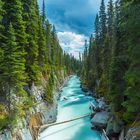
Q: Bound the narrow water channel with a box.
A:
[39,76,101,140]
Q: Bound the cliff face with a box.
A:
[0,70,68,140]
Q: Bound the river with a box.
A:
[39,75,101,140]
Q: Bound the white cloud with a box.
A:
[57,31,88,59]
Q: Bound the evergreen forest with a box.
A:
[81,0,140,124]
[0,0,79,129]
[0,0,140,139]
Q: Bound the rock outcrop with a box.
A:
[0,71,68,140]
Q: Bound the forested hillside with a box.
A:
[0,0,140,139]
[0,0,80,130]
[81,0,140,124]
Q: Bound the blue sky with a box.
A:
[38,0,109,58]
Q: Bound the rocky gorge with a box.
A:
[0,71,69,140]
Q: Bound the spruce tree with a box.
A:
[0,0,4,42]
[3,0,27,54]
[0,23,26,110]
[51,25,57,66]
[0,0,4,54]
[121,0,140,122]
[107,0,114,62]
[38,18,47,73]
[100,0,114,97]
[22,0,39,84]
[99,0,107,43]
[0,0,5,99]
[98,0,107,96]
[45,20,52,64]
[107,0,114,37]
[87,36,96,90]
[95,14,101,86]
[106,0,114,59]
[108,0,128,113]
[41,0,46,25]
[95,14,100,44]
[1,0,27,101]
[81,40,88,86]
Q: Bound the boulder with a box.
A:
[106,115,124,137]
[91,111,109,129]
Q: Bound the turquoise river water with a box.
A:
[39,75,101,140]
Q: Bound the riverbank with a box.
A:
[88,91,140,140]
[0,71,71,140]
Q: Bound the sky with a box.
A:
[38,0,109,58]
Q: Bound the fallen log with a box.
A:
[34,114,90,133]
